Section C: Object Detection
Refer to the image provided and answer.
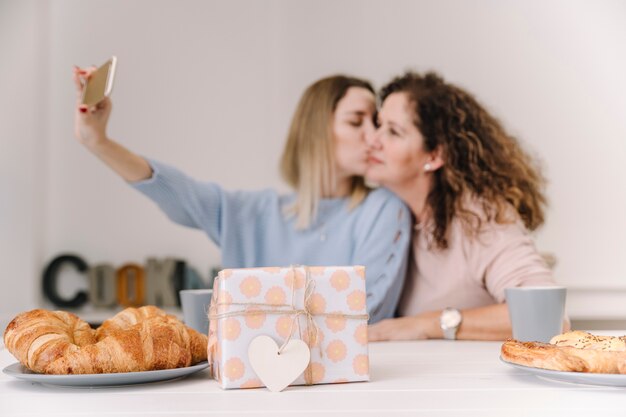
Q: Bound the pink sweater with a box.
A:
[398,210,555,316]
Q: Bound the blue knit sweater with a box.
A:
[132,159,411,323]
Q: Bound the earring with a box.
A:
[424,163,432,171]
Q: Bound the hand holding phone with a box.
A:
[72,56,153,183]
[73,57,117,147]
[81,56,117,106]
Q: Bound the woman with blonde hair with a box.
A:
[73,68,411,323]
[366,71,561,340]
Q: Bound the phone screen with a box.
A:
[82,57,117,106]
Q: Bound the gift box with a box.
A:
[207,265,370,389]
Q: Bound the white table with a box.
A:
[1,337,625,417]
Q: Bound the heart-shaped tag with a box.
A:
[248,335,311,392]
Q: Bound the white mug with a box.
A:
[505,286,566,343]
[179,289,213,335]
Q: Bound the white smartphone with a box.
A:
[81,56,117,106]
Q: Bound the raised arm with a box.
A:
[72,66,226,244]
[73,66,152,182]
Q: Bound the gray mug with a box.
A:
[505,286,566,343]
[179,289,213,335]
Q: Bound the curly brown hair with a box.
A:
[380,71,547,249]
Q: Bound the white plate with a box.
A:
[2,361,209,388]
[500,357,626,387]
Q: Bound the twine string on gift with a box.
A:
[292,266,319,385]
[277,266,319,357]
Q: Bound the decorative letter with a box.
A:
[144,257,178,306]
[42,254,89,308]
[184,266,206,290]
[88,264,117,308]
[116,264,145,307]
[173,260,187,306]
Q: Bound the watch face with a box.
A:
[441,309,462,328]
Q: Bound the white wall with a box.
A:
[0,0,48,315]
[1,0,625,321]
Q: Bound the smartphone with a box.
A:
[81,56,117,106]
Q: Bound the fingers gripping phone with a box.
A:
[81,56,117,106]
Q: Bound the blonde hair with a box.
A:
[280,75,374,229]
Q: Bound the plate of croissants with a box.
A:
[500,330,626,386]
[2,306,209,387]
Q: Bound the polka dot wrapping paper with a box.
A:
[207,266,370,389]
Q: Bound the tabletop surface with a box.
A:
[2,335,625,417]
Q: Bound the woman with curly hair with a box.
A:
[367,71,562,341]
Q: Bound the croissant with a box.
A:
[3,307,208,375]
[3,309,96,373]
[96,306,207,366]
[96,305,169,339]
[46,315,206,374]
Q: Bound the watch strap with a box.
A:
[442,326,458,340]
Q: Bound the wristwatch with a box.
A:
[440,307,462,340]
